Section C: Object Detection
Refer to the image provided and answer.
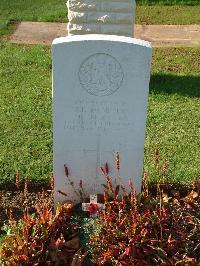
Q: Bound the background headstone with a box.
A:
[67,0,136,37]
[52,35,152,204]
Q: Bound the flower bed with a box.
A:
[0,152,199,265]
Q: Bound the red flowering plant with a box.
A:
[0,149,199,265]
[0,175,86,266]
[0,202,85,265]
[87,153,200,266]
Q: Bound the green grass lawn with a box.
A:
[0,0,67,36]
[0,0,200,36]
[0,43,52,184]
[137,0,199,4]
[146,47,200,183]
[136,5,200,24]
[0,43,199,185]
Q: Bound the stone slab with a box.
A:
[10,22,200,46]
[67,0,136,37]
[10,22,67,45]
[136,24,200,47]
[52,35,152,204]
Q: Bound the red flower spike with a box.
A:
[15,170,20,189]
[104,190,108,203]
[100,166,106,175]
[64,164,69,177]
[129,178,135,193]
[50,175,54,190]
[105,162,109,175]
[79,179,83,189]
[115,185,120,198]
[121,196,126,205]
[115,152,120,171]
[154,144,159,165]
[105,175,114,194]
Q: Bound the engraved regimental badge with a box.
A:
[79,53,124,96]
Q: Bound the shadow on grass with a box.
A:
[150,73,200,98]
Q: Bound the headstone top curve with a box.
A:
[52,34,151,48]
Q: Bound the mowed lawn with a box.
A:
[0,0,200,36]
[136,5,200,25]
[0,0,67,36]
[0,43,199,184]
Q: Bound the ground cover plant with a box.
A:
[0,154,199,265]
[0,200,83,265]
[0,43,199,185]
[0,0,200,36]
[85,162,200,265]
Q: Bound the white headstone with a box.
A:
[67,0,136,37]
[53,35,152,204]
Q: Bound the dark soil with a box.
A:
[0,180,196,231]
[0,182,53,233]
